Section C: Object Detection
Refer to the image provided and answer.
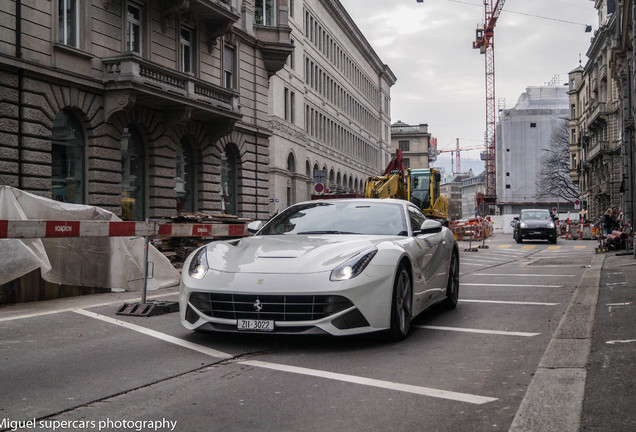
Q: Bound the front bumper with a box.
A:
[179,266,396,336]
[519,228,557,240]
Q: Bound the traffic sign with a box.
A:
[314,183,325,195]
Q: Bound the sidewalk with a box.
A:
[510,250,636,432]
[580,251,636,431]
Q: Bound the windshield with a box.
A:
[410,172,431,210]
[259,201,408,236]
[520,211,551,221]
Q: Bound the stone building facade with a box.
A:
[266,0,395,212]
[1,0,292,221]
[390,121,436,171]
[569,0,623,222]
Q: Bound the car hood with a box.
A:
[203,235,395,274]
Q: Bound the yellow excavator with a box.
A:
[364,150,448,221]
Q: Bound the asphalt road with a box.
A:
[0,234,600,432]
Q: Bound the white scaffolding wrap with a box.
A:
[0,186,180,290]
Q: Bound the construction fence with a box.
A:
[449,217,494,242]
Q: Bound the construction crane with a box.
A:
[436,139,485,174]
[472,0,506,205]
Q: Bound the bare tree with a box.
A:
[536,118,579,201]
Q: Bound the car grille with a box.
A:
[188,292,354,322]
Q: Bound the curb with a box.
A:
[509,253,605,432]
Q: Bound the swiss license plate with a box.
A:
[237,319,275,332]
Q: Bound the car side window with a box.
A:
[407,206,426,234]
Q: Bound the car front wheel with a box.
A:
[441,250,459,310]
[387,265,412,341]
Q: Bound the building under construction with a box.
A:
[496,85,576,216]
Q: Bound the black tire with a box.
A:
[549,236,557,244]
[441,250,459,310]
[515,232,522,243]
[386,265,412,341]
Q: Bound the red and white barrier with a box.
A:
[157,223,245,238]
[0,220,246,239]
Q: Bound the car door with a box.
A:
[407,205,445,312]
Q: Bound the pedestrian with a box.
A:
[611,207,620,231]
[603,208,614,236]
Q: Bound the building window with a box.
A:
[51,110,84,204]
[403,158,410,170]
[121,126,145,221]
[58,0,79,47]
[286,152,296,207]
[175,138,195,214]
[255,0,276,26]
[223,44,235,89]
[398,140,410,151]
[506,184,511,189]
[126,3,142,54]
[287,39,295,69]
[221,147,237,215]
[284,88,295,123]
[180,27,192,73]
[289,0,294,18]
[530,122,537,128]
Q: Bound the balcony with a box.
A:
[102,54,241,127]
[254,24,294,77]
[588,101,607,125]
[586,140,608,160]
[160,0,240,39]
[187,0,240,39]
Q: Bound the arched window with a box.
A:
[221,146,237,215]
[51,110,84,204]
[175,137,195,214]
[121,126,145,221]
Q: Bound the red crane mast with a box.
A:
[436,138,485,174]
[472,0,506,204]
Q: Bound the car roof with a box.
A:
[296,198,410,207]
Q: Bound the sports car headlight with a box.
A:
[188,247,209,279]
[330,247,378,281]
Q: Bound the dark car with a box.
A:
[512,209,557,244]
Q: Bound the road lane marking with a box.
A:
[240,360,498,405]
[74,310,498,405]
[414,325,539,337]
[73,309,233,359]
[522,245,536,250]
[461,283,561,288]
[498,245,511,248]
[473,274,575,277]
[460,299,559,306]
[606,339,636,344]
[574,246,587,249]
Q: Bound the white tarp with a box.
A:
[0,186,180,291]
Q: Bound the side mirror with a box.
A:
[415,219,442,235]
[247,220,263,234]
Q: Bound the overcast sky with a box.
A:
[338,0,598,174]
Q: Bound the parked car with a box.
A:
[180,198,459,341]
[512,209,558,244]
